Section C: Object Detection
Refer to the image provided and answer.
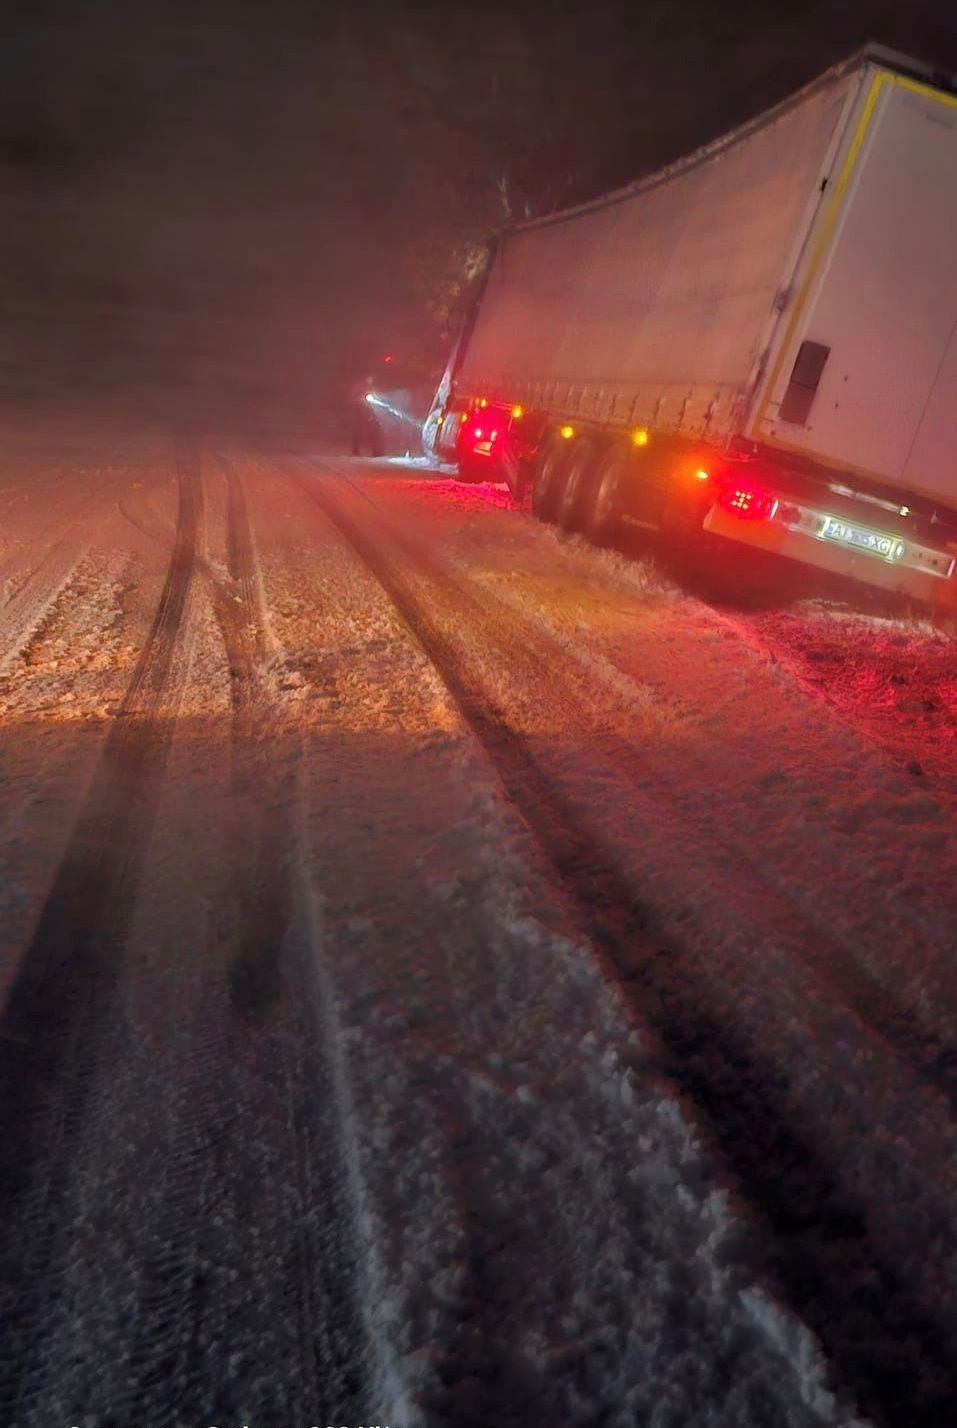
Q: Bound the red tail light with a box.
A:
[716,479,776,521]
[460,414,503,455]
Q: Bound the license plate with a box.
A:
[819,515,905,562]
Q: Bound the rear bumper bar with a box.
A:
[704,496,957,605]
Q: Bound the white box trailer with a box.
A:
[430,46,957,605]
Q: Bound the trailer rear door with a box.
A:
[758,73,957,506]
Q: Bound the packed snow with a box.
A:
[0,425,954,1427]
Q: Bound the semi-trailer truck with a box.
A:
[426,46,957,607]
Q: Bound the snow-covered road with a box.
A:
[0,424,955,1428]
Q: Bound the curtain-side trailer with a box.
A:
[428,46,957,607]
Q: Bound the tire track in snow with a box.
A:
[344,476,957,1113]
[0,448,201,1422]
[110,452,373,1425]
[0,485,118,678]
[299,470,956,1428]
[297,472,587,1426]
[216,452,287,1008]
[402,517,957,1112]
[216,454,374,1420]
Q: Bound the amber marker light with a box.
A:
[511,404,524,419]
[633,428,649,447]
[695,469,710,482]
[560,425,575,440]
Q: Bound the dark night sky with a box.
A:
[1,0,955,427]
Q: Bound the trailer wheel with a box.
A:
[583,445,627,542]
[556,440,597,531]
[531,433,570,522]
[505,463,527,502]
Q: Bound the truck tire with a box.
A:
[582,445,627,543]
[503,448,529,502]
[556,439,598,531]
[531,434,570,522]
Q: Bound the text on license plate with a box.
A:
[819,516,905,562]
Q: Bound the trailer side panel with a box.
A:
[457,74,857,440]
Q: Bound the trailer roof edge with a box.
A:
[510,45,956,237]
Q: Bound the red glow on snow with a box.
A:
[428,478,516,509]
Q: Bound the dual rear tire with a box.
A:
[531,430,625,541]
[555,439,595,530]
[582,444,628,542]
[530,433,570,521]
